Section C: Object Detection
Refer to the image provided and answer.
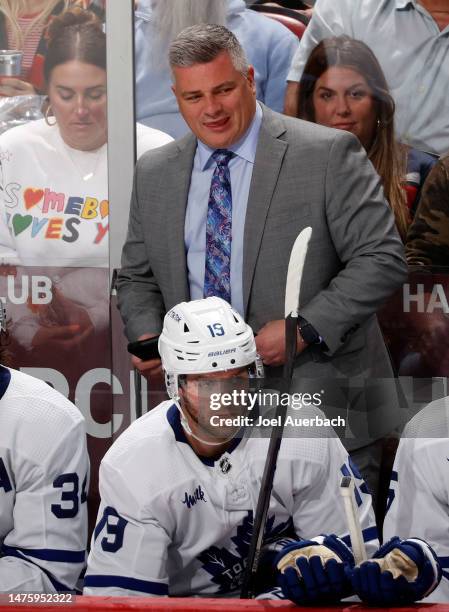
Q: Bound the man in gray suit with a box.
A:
[117,24,407,504]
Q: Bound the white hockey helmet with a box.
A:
[159,297,263,399]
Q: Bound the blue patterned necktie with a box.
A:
[203,149,235,303]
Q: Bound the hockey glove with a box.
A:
[350,537,442,606]
[274,534,355,605]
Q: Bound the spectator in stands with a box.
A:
[297,36,437,240]
[406,154,449,267]
[0,8,171,352]
[0,0,103,97]
[0,7,171,267]
[284,0,449,157]
[135,0,299,138]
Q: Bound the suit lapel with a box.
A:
[164,135,197,302]
[243,107,288,315]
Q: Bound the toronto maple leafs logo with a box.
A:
[197,511,295,594]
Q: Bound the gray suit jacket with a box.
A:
[117,105,407,380]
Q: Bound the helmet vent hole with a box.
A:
[212,362,218,368]
[230,359,236,365]
[183,323,190,333]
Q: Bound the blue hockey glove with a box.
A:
[274,534,355,605]
[350,537,442,606]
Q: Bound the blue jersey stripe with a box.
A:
[341,525,378,548]
[1,547,72,592]
[0,365,11,400]
[84,575,168,595]
[361,525,379,543]
[2,545,85,563]
[438,556,449,568]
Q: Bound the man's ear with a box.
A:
[178,383,186,403]
[247,65,256,93]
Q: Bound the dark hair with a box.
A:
[298,36,409,240]
[44,7,105,83]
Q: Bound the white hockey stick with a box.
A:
[284,227,312,320]
[340,476,368,564]
[240,226,313,598]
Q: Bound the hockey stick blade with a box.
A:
[284,226,312,318]
[284,226,312,381]
[240,226,313,598]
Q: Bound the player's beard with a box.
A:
[179,392,242,446]
[150,0,227,67]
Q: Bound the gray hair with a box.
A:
[169,24,249,75]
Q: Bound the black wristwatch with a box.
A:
[297,316,321,345]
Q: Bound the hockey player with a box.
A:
[85,297,442,603]
[85,296,379,600]
[377,395,449,603]
[0,300,89,592]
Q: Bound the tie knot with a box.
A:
[212,149,234,167]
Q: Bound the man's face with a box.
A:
[172,51,257,149]
[179,367,250,441]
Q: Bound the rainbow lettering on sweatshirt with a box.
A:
[5,185,109,245]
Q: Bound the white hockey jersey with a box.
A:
[384,396,449,602]
[0,365,89,592]
[84,401,377,597]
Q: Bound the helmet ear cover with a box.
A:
[166,371,180,401]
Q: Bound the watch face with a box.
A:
[300,323,319,345]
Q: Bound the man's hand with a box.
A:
[275,535,355,605]
[132,333,163,382]
[349,537,442,605]
[0,78,36,97]
[255,319,307,366]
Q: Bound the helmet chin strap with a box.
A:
[174,401,237,447]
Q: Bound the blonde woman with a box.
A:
[0,0,101,96]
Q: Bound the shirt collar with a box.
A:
[197,102,263,171]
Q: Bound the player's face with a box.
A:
[179,367,250,442]
[171,51,257,149]
[48,60,108,151]
[312,66,377,151]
